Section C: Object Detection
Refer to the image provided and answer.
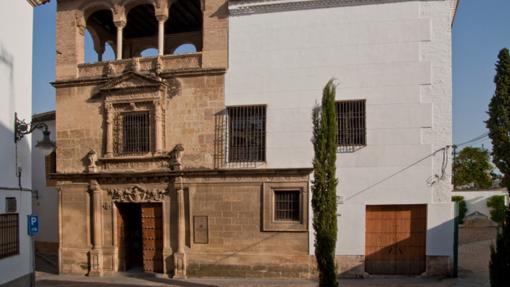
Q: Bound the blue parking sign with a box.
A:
[27,215,39,236]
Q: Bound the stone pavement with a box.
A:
[36,229,494,287]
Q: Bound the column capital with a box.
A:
[89,180,101,193]
[156,14,169,23]
[114,20,127,29]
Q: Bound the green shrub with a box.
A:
[452,196,467,224]
[487,195,507,225]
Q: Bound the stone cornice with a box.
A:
[229,0,446,16]
[51,68,226,88]
[50,167,313,182]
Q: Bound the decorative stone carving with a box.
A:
[130,57,141,73]
[75,11,86,36]
[155,56,164,75]
[170,144,184,171]
[86,149,98,173]
[104,63,116,77]
[167,77,181,98]
[108,185,168,202]
[112,4,126,27]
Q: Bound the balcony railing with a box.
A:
[77,53,202,79]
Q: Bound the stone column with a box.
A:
[114,21,126,60]
[105,103,114,157]
[173,176,187,278]
[157,15,168,56]
[154,100,163,154]
[88,180,104,277]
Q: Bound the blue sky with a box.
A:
[32,0,510,148]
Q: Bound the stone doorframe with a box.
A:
[88,181,173,277]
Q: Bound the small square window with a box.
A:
[262,183,308,232]
[5,198,16,213]
[274,190,300,222]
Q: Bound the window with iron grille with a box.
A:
[122,111,151,154]
[0,214,19,259]
[274,190,301,221]
[227,105,266,162]
[336,100,366,149]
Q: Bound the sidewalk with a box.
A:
[36,231,492,287]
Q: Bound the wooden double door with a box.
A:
[117,203,163,273]
[365,205,427,275]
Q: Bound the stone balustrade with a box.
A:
[77,53,202,79]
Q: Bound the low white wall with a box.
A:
[452,190,509,218]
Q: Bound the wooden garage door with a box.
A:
[141,203,164,273]
[365,205,427,275]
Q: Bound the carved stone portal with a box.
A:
[108,185,168,202]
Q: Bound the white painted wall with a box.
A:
[0,1,35,285]
[32,118,58,244]
[226,0,455,259]
[453,190,509,218]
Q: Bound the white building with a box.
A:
[31,111,58,258]
[0,1,49,286]
[226,0,458,276]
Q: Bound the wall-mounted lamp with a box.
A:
[14,112,56,155]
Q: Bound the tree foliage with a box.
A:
[490,209,510,287]
[312,79,338,287]
[486,48,510,287]
[487,195,506,226]
[453,147,494,189]
[486,48,510,190]
[451,196,467,224]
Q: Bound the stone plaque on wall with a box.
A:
[193,216,208,244]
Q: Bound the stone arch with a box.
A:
[122,0,157,15]
[80,0,115,22]
[81,3,117,63]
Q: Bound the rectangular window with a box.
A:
[227,105,266,162]
[0,214,19,259]
[45,151,57,186]
[122,111,151,154]
[5,198,16,213]
[336,100,366,149]
[274,190,300,221]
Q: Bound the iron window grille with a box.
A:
[121,111,152,155]
[274,190,301,222]
[0,214,19,259]
[336,100,366,152]
[227,105,266,162]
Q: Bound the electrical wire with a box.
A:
[454,132,489,148]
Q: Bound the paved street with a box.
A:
[36,228,494,287]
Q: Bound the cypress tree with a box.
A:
[486,48,510,287]
[312,79,338,287]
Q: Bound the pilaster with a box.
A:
[88,180,104,277]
